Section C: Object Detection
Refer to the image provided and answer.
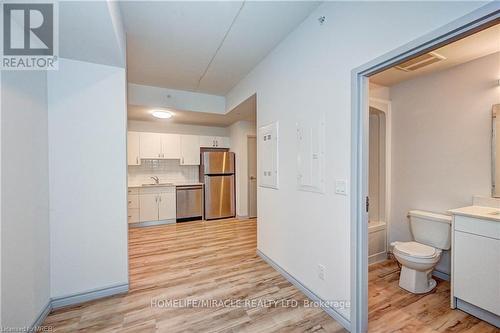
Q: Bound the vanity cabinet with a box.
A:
[450,210,500,325]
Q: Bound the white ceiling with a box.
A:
[371,24,500,86]
[59,1,125,67]
[119,1,320,95]
[128,94,256,127]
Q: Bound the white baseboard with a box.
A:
[257,250,351,332]
[456,298,500,327]
[27,283,128,329]
[432,270,450,281]
[31,300,52,330]
[51,283,129,309]
[368,252,388,265]
[129,219,176,228]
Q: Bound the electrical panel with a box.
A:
[258,122,279,189]
[297,118,325,193]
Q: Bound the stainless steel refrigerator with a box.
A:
[200,151,236,220]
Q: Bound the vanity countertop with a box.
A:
[448,205,500,222]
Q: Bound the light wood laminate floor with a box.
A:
[369,260,499,332]
[44,218,346,332]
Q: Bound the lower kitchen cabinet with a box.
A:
[159,190,176,220]
[139,193,160,222]
[128,186,177,224]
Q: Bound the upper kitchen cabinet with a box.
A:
[139,132,181,159]
[180,135,200,165]
[200,136,230,148]
[161,134,181,159]
[127,131,141,165]
[140,132,162,159]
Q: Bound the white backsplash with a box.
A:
[128,159,199,185]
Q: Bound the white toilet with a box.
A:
[391,210,451,294]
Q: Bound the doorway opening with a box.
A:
[248,135,257,219]
[351,5,500,332]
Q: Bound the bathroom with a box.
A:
[367,23,500,329]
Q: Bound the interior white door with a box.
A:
[161,134,181,159]
[139,193,158,222]
[127,132,141,165]
[159,190,176,220]
[248,136,257,218]
[140,132,162,159]
[180,135,200,165]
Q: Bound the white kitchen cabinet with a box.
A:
[161,134,181,159]
[217,136,230,148]
[159,189,176,220]
[139,193,159,222]
[199,136,230,148]
[140,132,162,159]
[127,209,139,224]
[132,186,177,224]
[139,132,181,159]
[127,132,141,165]
[200,136,216,148]
[180,135,200,165]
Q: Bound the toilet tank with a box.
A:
[408,210,452,250]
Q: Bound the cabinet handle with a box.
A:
[128,215,132,218]
[155,196,158,203]
[128,201,132,204]
[159,196,162,202]
[136,157,139,164]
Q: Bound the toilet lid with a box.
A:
[394,241,437,258]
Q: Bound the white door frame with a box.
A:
[350,4,500,332]
[247,134,257,218]
[369,98,392,254]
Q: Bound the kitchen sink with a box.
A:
[141,183,174,187]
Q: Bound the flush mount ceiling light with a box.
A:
[151,110,173,119]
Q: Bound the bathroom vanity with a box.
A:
[448,205,500,327]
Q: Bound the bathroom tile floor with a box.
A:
[369,260,499,332]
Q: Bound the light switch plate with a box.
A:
[335,180,347,195]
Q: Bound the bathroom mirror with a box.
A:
[492,104,500,197]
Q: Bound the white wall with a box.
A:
[128,83,226,114]
[128,120,229,137]
[390,52,500,274]
[128,160,199,186]
[225,1,486,321]
[48,58,128,298]
[229,121,257,217]
[1,71,50,327]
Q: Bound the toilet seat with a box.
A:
[393,241,439,259]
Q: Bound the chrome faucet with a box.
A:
[150,176,160,184]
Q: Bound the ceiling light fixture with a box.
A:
[151,110,173,119]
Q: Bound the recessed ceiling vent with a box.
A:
[395,52,446,72]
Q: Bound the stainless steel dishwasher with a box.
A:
[176,185,203,221]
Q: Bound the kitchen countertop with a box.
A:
[128,182,203,188]
[448,205,500,222]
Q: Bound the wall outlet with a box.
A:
[317,264,326,280]
[335,179,347,195]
